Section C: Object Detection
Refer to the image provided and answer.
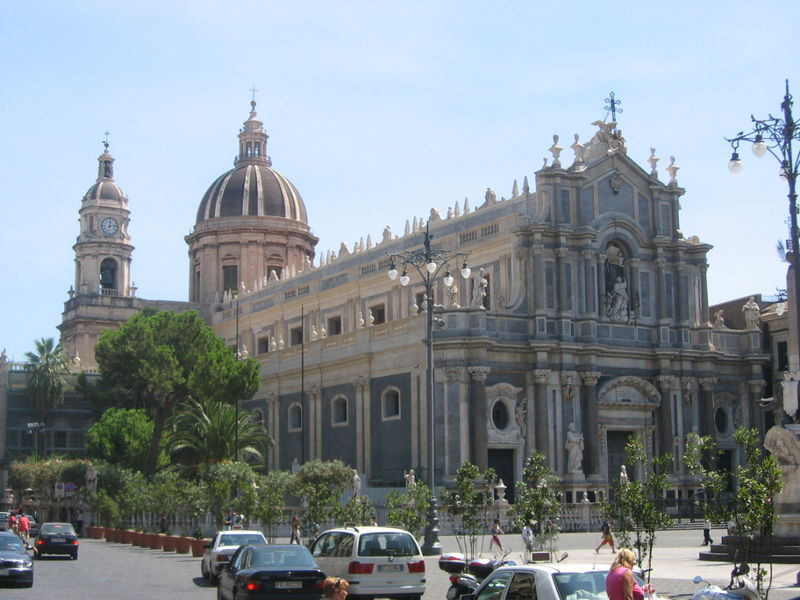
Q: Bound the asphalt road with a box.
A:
[0,530,796,600]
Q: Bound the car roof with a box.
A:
[216,530,264,536]
[320,526,413,535]
[494,563,610,574]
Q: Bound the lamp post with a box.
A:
[231,290,242,462]
[26,422,45,458]
[726,80,800,373]
[387,222,470,555]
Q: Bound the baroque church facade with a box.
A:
[43,101,770,503]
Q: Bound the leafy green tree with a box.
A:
[730,427,783,596]
[683,431,732,524]
[94,462,148,529]
[252,470,293,542]
[93,309,260,475]
[165,397,271,473]
[8,455,92,509]
[510,450,562,553]
[87,407,166,472]
[338,495,377,526]
[439,461,496,559]
[386,480,431,538]
[290,459,353,541]
[91,489,120,528]
[200,461,259,530]
[605,436,672,580]
[144,469,202,534]
[25,337,70,454]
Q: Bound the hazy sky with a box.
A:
[2,0,799,361]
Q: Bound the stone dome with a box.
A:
[195,163,307,224]
[194,100,308,225]
[83,146,126,203]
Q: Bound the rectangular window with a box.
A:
[222,265,238,294]
[370,304,386,325]
[564,263,573,310]
[560,189,571,224]
[290,326,303,346]
[327,316,342,336]
[777,341,788,372]
[639,271,651,318]
[545,262,555,309]
[382,390,401,420]
[53,431,67,449]
[257,336,270,354]
[664,273,674,319]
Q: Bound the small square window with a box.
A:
[327,316,342,336]
[370,304,386,325]
[290,326,303,346]
[257,336,270,354]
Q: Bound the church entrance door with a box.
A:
[488,448,515,503]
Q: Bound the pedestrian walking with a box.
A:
[489,518,504,551]
[702,519,713,546]
[521,521,534,562]
[595,519,615,553]
[290,514,301,544]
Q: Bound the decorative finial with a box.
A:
[648,148,659,178]
[570,133,585,168]
[549,134,563,168]
[604,92,623,127]
[666,156,679,185]
[103,131,110,152]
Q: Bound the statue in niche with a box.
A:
[565,423,584,474]
[471,268,488,309]
[606,277,629,322]
[742,296,760,329]
[604,243,628,322]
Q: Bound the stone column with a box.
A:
[580,371,601,477]
[582,250,596,316]
[468,366,491,470]
[698,377,717,440]
[555,247,567,312]
[629,258,640,322]
[355,376,369,476]
[533,242,545,312]
[675,261,687,325]
[445,367,469,472]
[699,263,709,323]
[533,369,551,455]
[747,379,766,439]
[656,375,674,468]
[655,258,667,320]
[597,253,608,316]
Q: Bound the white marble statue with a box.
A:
[607,277,629,322]
[404,469,416,489]
[565,423,584,474]
[352,469,361,497]
[472,268,488,309]
[619,465,629,486]
[742,296,760,330]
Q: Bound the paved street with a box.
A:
[0,529,797,600]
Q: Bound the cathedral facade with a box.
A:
[49,101,768,503]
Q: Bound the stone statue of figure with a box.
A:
[472,268,488,309]
[85,463,97,495]
[484,187,497,206]
[448,284,460,308]
[714,309,727,329]
[565,423,584,474]
[742,296,760,329]
[619,465,629,486]
[404,469,416,489]
[352,469,361,497]
[606,276,629,321]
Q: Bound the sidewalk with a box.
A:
[429,529,800,600]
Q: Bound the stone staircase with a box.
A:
[699,535,800,564]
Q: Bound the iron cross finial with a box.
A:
[604,92,623,124]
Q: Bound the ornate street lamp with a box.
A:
[387,221,470,555]
[726,80,800,371]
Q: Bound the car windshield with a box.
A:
[219,533,266,546]
[358,532,418,557]
[0,537,25,552]
[250,546,317,568]
[41,524,75,535]
[553,572,609,600]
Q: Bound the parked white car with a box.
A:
[200,529,267,584]
[310,525,425,600]
[462,563,658,600]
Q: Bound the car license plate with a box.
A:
[275,581,303,589]
[52,538,65,543]
[378,564,403,572]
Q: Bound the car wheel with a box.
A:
[201,560,210,580]
[209,571,219,585]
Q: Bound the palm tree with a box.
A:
[24,337,70,456]
[165,398,271,473]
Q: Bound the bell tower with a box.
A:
[59,140,139,369]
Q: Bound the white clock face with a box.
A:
[101,217,119,236]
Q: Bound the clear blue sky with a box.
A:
[1,0,798,361]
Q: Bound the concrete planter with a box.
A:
[148,533,163,550]
[161,535,177,552]
[191,538,209,557]
[105,528,119,543]
[119,529,134,544]
[174,536,191,554]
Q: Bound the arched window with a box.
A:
[332,396,348,425]
[288,403,302,432]
[382,388,401,421]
